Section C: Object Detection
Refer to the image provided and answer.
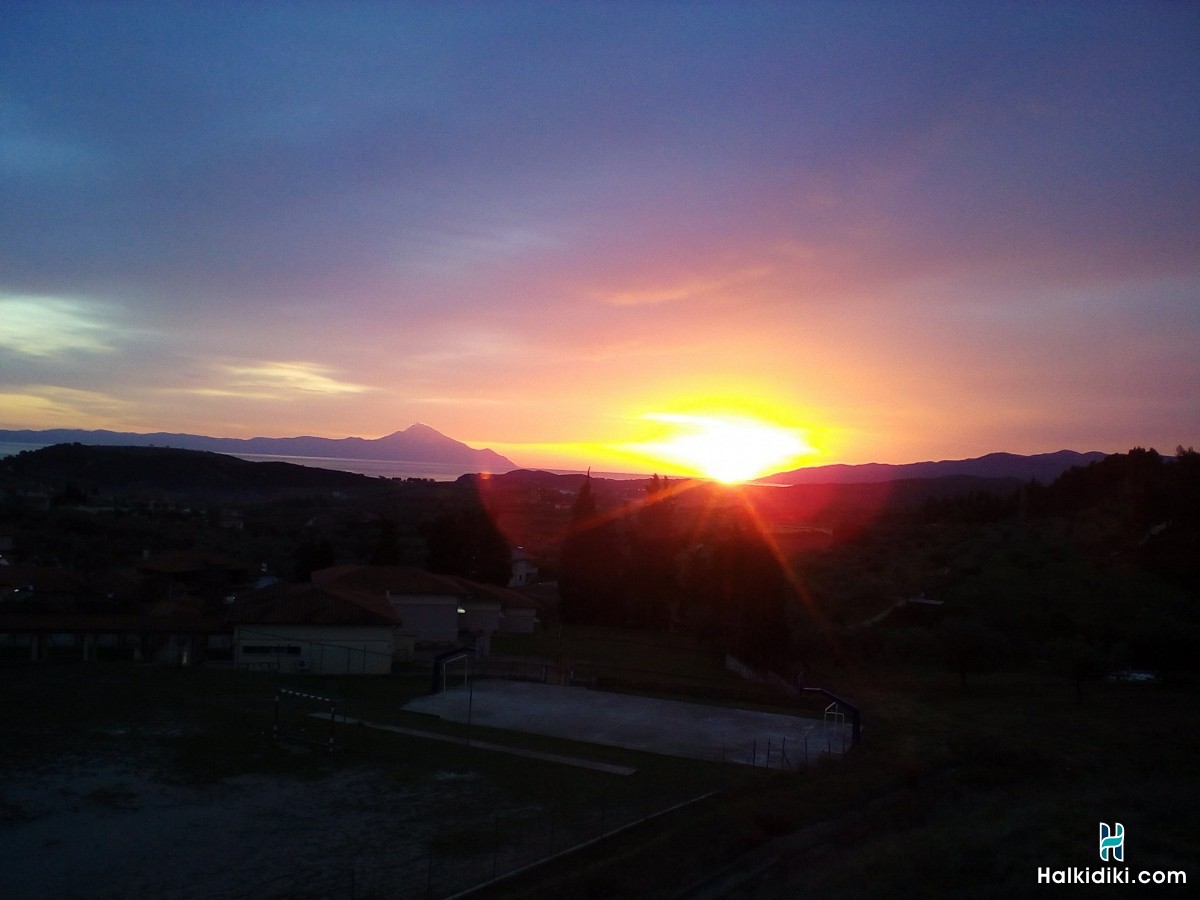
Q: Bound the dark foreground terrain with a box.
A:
[3,445,1197,896]
[1,653,1195,899]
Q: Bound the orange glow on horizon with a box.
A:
[613,412,818,483]
[489,403,829,479]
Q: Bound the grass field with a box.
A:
[472,656,1200,898]
[2,648,1196,899]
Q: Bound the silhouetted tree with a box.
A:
[52,482,90,507]
[1031,446,1168,520]
[941,616,1009,687]
[422,508,510,585]
[1051,636,1116,703]
[627,475,680,629]
[678,508,794,670]
[559,473,631,625]
[294,537,335,581]
[370,517,405,566]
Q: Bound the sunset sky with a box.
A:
[3,2,1198,476]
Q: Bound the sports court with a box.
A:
[402,680,853,768]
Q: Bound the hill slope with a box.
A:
[764,449,1107,485]
[0,423,516,471]
[0,444,389,500]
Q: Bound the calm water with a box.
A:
[0,442,48,457]
[233,452,499,481]
[226,454,645,481]
[0,442,643,482]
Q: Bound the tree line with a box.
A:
[558,474,792,671]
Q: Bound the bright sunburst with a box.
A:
[629,413,815,483]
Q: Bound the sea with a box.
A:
[0,442,645,482]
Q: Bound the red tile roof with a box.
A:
[313,565,538,610]
[312,564,464,597]
[139,551,252,575]
[0,612,226,633]
[228,581,398,627]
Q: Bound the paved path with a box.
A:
[329,715,637,774]
[403,680,852,767]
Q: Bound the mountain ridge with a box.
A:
[761,449,1109,485]
[0,424,517,472]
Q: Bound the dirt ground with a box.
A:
[0,735,701,900]
[3,757,491,899]
[0,669,796,899]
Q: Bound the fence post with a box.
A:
[328,700,337,752]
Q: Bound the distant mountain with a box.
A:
[0,423,517,472]
[0,443,385,499]
[762,450,1108,486]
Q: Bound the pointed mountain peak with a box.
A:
[378,423,441,441]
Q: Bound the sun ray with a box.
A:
[617,413,817,483]
[723,484,841,654]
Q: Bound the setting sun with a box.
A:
[622,413,816,483]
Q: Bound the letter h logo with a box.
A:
[1099,822,1124,862]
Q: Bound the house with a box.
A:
[0,559,236,664]
[0,565,94,606]
[499,590,540,634]
[313,565,462,646]
[0,611,175,663]
[0,570,226,665]
[448,577,505,636]
[142,593,226,665]
[139,550,256,605]
[508,547,539,587]
[228,581,397,675]
[444,577,541,636]
[311,565,540,644]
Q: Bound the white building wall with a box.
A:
[235,624,393,675]
[500,608,538,635]
[389,594,459,643]
[459,603,502,636]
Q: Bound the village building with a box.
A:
[312,564,541,647]
[508,547,539,587]
[228,581,397,675]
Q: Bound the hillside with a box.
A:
[2,447,1197,898]
[0,423,516,471]
[0,443,391,501]
[764,449,1107,485]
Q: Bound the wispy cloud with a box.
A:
[0,385,131,429]
[1,4,1196,463]
[598,266,773,307]
[0,295,117,357]
[185,362,372,400]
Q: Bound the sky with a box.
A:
[3,1,1198,476]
